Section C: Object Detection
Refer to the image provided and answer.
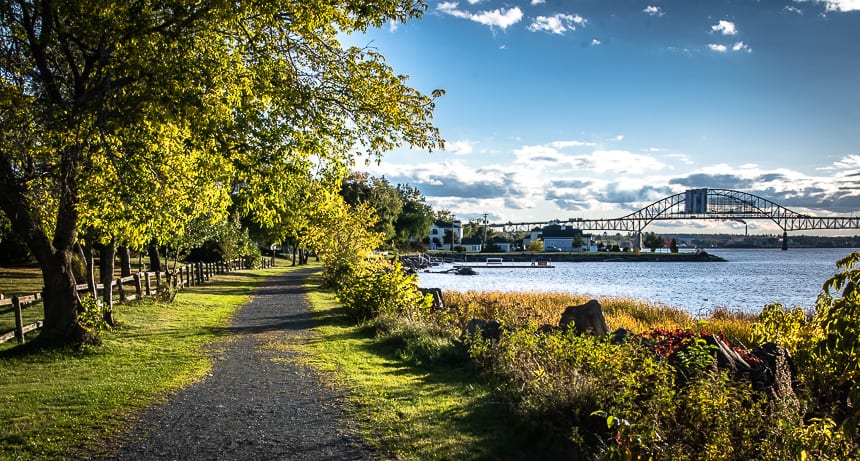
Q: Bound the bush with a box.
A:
[76,294,111,345]
[336,258,431,321]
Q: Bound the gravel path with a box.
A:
[106,269,375,461]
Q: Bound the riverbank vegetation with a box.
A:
[325,241,860,458]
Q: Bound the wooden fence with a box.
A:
[0,257,271,345]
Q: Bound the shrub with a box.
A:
[336,258,430,321]
[76,294,111,345]
[814,251,860,432]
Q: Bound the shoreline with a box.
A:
[436,251,726,263]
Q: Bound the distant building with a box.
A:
[489,236,513,252]
[523,226,542,248]
[541,224,588,252]
[460,237,483,253]
[429,220,462,250]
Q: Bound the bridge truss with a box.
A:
[488,188,860,249]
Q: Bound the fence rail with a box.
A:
[0,257,271,345]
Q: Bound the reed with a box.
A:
[441,290,757,346]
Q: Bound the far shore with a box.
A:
[428,250,726,263]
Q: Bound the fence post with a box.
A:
[134,273,143,299]
[117,278,127,303]
[13,296,24,344]
[156,270,163,290]
[145,272,152,297]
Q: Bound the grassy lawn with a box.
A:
[0,262,305,460]
[291,275,543,460]
[0,263,45,336]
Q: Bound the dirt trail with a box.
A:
[106,269,374,460]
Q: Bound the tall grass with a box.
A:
[441,290,756,346]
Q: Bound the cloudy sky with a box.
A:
[349,0,860,235]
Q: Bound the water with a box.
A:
[417,248,859,314]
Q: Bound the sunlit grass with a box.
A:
[441,290,758,347]
[292,279,539,460]
[0,264,298,459]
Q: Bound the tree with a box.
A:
[527,240,544,252]
[669,238,679,253]
[643,232,664,253]
[394,184,434,245]
[341,173,402,242]
[0,1,442,345]
[573,232,585,250]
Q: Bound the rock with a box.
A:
[609,327,631,344]
[538,324,559,334]
[559,299,609,337]
[462,318,503,341]
[751,342,798,395]
[418,288,445,311]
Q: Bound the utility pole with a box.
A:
[483,213,488,250]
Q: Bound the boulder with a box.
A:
[462,318,503,341]
[559,299,609,337]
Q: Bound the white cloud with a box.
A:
[643,6,664,16]
[438,2,524,30]
[708,43,728,52]
[804,0,860,11]
[784,5,804,14]
[551,140,597,149]
[445,140,476,155]
[528,13,586,35]
[711,20,738,35]
[823,154,860,170]
[592,38,601,46]
[356,146,860,225]
[614,135,625,141]
[663,153,694,165]
[531,0,545,4]
[514,143,665,174]
[585,150,666,173]
[514,144,568,164]
[732,41,752,52]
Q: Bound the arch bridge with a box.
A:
[489,188,860,250]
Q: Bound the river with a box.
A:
[417,248,860,314]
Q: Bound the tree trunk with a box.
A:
[118,245,132,277]
[39,248,84,344]
[291,246,297,266]
[99,241,117,326]
[148,239,162,272]
[0,146,85,345]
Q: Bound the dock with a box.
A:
[453,261,555,269]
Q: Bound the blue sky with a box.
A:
[350,0,860,234]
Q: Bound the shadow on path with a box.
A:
[104,268,374,461]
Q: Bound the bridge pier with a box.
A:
[782,231,788,251]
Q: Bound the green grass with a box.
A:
[0,262,306,460]
[0,263,45,335]
[290,275,545,460]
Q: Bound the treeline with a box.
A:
[687,234,860,248]
[0,2,442,346]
